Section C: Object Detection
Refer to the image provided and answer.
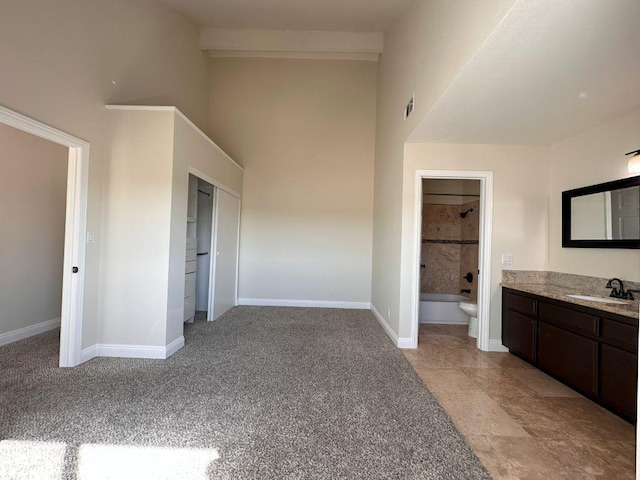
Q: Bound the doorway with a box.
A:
[185,171,240,325]
[0,105,89,367]
[412,170,493,351]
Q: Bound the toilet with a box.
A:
[458,301,478,338]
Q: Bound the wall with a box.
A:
[548,109,640,282]
[0,123,68,338]
[402,143,551,342]
[101,108,243,351]
[0,0,209,349]
[208,58,376,306]
[169,112,243,345]
[372,0,516,335]
[101,110,175,347]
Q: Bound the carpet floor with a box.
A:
[0,307,491,479]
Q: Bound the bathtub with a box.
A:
[419,293,469,324]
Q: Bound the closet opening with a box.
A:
[186,174,216,323]
[184,171,241,326]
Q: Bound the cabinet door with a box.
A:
[600,344,637,422]
[504,310,536,362]
[538,322,598,397]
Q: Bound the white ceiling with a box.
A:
[158,0,412,32]
[408,0,640,145]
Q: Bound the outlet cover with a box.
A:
[501,253,513,265]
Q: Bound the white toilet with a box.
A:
[458,301,478,338]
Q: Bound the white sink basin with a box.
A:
[566,294,629,305]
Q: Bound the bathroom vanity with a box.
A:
[502,285,638,422]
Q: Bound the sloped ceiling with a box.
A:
[408,0,640,145]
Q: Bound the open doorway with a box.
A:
[419,179,481,337]
[412,170,493,351]
[0,106,88,367]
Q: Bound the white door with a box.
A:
[210,189,240,320]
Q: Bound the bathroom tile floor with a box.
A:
[403,324,636,480]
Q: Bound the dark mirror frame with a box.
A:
[562,175,640,249]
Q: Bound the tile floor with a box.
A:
[403,324,636,480]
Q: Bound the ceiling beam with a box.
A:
[200,27,383,60]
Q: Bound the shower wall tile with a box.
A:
[461,200,480,241]
[423,243,461,294]
[423,204,462,240]
[460,244,479,300]
[459,200,480,300]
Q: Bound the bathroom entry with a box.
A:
[419,179,481,337]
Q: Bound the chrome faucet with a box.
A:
[606,278,637,300]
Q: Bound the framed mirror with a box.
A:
[562,175,640,249]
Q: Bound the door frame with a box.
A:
[0,105,89,367]
[412,170,494,351]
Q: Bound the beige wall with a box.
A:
[102,108,243,349]
[0,123,68,337]
[208,58,377,304]
[372,0,516,334]
[548,109,640,282]
[0,0,209,348]
[403,144,551,341]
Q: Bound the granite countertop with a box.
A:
[501,281,640,320]
[501,270,640,320]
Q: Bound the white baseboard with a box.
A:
[238,298,371,309]
[79,336,185,362]
[370,304,398,345]
[0,317,61,347]
[165,336,185,357]
[488,339,509,352]
[80,344,98,364]
[370,305,414,348]
[397,337,416,348]
[418,319,470,325]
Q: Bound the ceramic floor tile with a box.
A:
[414,367,483,396]
[485,351,535,369]
[435,391,530,437]
[540,438,636,480]
[410,327,636,480]
[460,367,540,399]
[466,435,592,480]
[505,367,582,398]
[544,397,635,443]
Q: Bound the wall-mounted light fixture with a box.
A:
[627,149,640,173]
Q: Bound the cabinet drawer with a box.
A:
[184,295,196,321]
[601,319,637,352]
[504,291,537,316]
[186,248,197,262]
[504,310,536,362]
[600,344,637,422]
[539,303,598,336]
[186,237,197,250]
[185,260,197,274]
[538,321,598,397]
[185,272,196,297]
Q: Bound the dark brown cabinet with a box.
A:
[538,322,598,397]
[504,310,537,362]
[502,287,638,422]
